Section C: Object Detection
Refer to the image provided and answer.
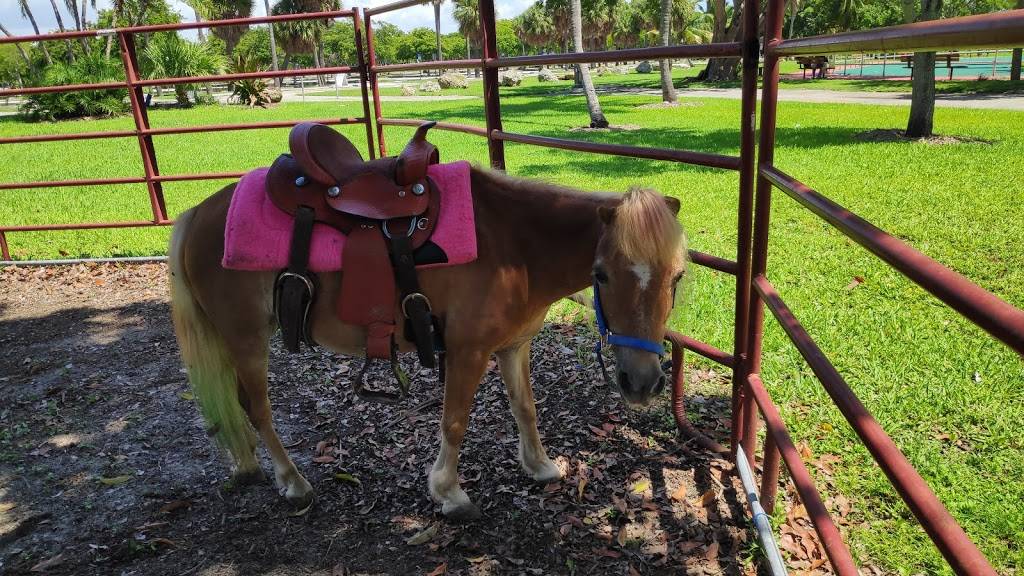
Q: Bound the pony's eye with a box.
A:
[593,268,609,284]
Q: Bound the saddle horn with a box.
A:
[396,121,439,186]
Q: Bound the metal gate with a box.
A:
[2,3,1023,573]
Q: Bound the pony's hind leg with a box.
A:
[230,345,314,509]
[429,347,489,521]
[496,342,562,483]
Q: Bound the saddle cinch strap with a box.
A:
[269,122,443,402]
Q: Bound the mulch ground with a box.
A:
[0,263,833,576]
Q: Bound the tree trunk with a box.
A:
[905,0,941,138]
[263,0,280,87]
[174,85,189,106]
[434,0,442,70]
[195,9,205,42]
[22,5,54,65]
[698,0,741,81]
[1012,48,1022,82]
[788,0,799,38]
[570,0,608,127]
[47,0,77,63]
[659,0,676,102]
[0,22,33,68]
[67,0,91,54]
[906,52,936,137]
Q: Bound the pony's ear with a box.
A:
[597,205,617,225]
[663,196,681,216]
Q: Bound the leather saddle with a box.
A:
[266,122,443,402]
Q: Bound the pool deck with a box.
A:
[682,87,1024,110]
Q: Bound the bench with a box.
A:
[796,56,834,79]
[267,122,442,401]
[900,52,964,80]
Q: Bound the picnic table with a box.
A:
[795,56,836,79]
[899,52,967,80]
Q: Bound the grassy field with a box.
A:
[305,63,1024,99]
[1,81,1022,574]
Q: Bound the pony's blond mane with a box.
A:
[612,188,685,266]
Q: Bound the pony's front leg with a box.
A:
[497,342,562,483]
[429,347,488,521]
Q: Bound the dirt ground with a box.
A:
[0,263,823,576]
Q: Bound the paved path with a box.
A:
[680,87,1024,110]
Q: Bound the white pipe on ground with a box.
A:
[736,445,789,576]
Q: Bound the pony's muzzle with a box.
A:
[616,362,667,407]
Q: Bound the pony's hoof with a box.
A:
[442,501,481,522]
[282,474,314,509]
[286,490,315,510]
[531,464,563,484]
[232,467,266,486]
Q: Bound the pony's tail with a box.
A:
[169,209,256,463]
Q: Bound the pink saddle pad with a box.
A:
[222,161,476,272]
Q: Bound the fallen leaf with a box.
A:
[406,523,438,546]
[630,479,650,495]
[592,547,622,558]
[466,556,489,564]
[30,553,65,572]
[334,473,361,486]
[543,482,561,493]
[699,489,716,507]
[99,475,132,486]
[588,425,607,438]
[616,526,628,547]
[705,540,720,561]
[159,499,192,514]
[677,541,701,553]
[178,392,194,401]
[670,483,687,501]
[289,501,313,517]
[576,477,587,500]
[313,455,337,464]
[426,562,447,575]
[628,566,641,576]
[844,276,864,291]
[148,538,176,548]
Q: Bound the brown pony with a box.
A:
[169,166,687,520]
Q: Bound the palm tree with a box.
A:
[145,33,228,105]
[263,0,280,86]
[570,0,607,127]
[205,0,254,55]
[0,21,33,78]
[272,0,338,82]
[516,2,554,52]
[17,0,53,65]
[64,0,94,55]
[451,0,481,75]
[658,0,676,103]
[433,0,443,65]
[45,0,77,62]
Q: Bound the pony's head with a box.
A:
[594,188,686,407]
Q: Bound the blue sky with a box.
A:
[1,0,536,37]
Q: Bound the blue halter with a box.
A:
[592,280,666,359]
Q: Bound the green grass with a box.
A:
[306,66,1024,101]
[1,83,1022,575]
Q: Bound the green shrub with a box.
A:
[144,34,227,107]
[228,54,272,107]
[19,52,129,121]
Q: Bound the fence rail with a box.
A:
[0,8,371,261]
